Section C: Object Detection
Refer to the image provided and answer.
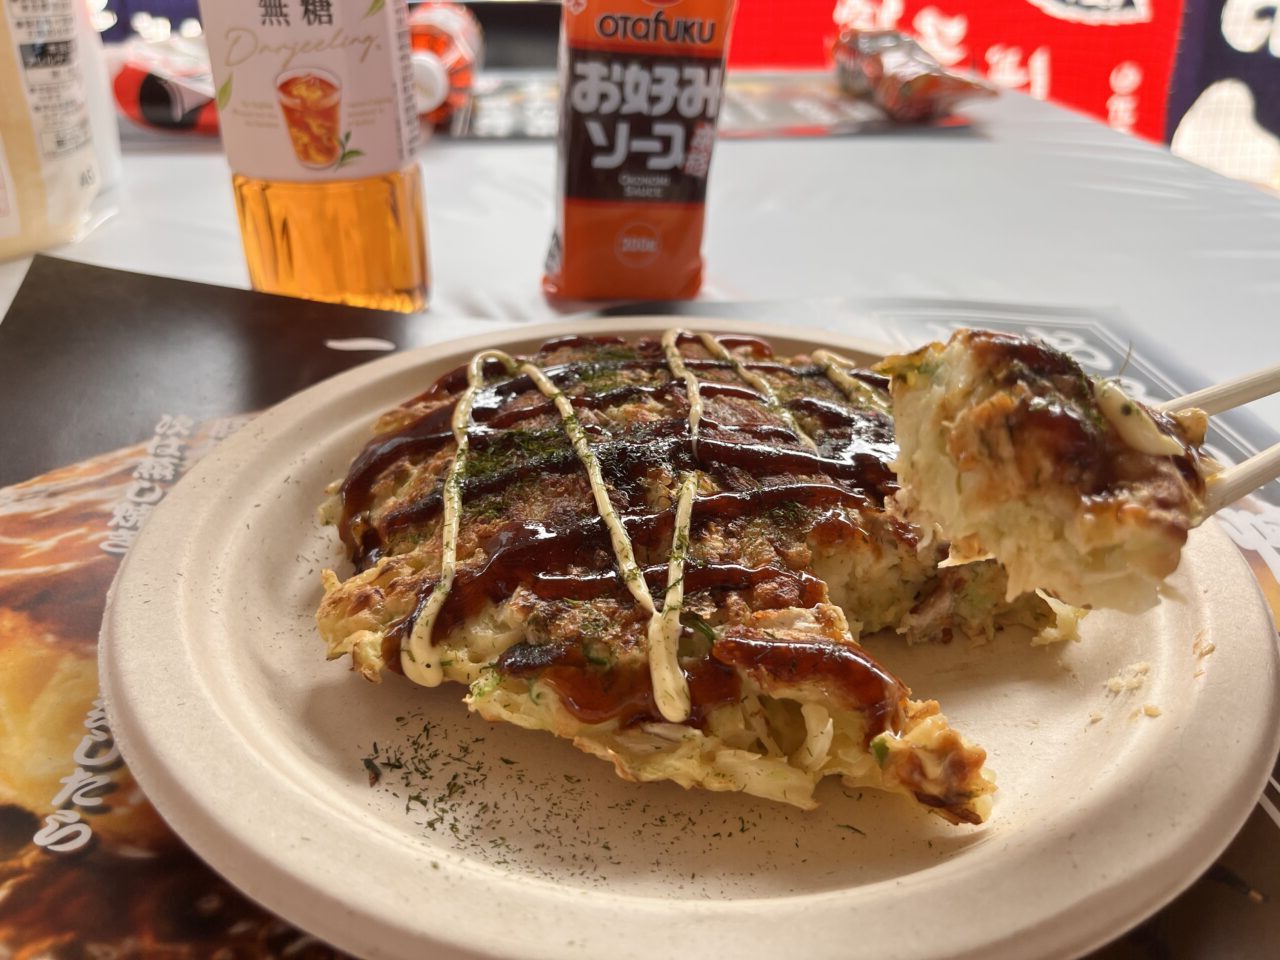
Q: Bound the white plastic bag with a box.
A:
[0,0,115,260]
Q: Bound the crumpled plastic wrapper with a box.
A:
[833,30,996,123]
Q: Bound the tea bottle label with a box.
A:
[200,0,419,181]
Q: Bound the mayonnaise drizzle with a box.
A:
[403,332,871,721]
[517,357,658,615]
[1093,379,1186,457]
[648,470,697,722]
[402,349,502,686]
[661,328,702,456]
[812,348,890,413]
[696,332,817,449]
[404,347,660,687]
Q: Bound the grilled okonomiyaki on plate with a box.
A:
[100,319,1280,960]
[315,330,1067,823]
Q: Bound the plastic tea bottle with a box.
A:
[198,0,428,313]
[408,2,483,129]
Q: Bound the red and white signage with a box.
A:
[727,0,1185,141]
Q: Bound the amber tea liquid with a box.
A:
[234,166,428,314]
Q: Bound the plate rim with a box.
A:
[99,315,1280,960]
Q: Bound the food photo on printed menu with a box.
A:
[1,2,1279,959]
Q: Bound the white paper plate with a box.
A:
[100,317,1280,960]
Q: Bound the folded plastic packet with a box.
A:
[833,29,995,123]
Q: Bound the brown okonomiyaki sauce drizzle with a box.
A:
[336,332,904,730]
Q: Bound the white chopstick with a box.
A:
[1159,361,1280,417]
[1206,441,1280,513]
[1157,361,1280,513]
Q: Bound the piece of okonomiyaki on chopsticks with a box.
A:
[878,329,1221,613]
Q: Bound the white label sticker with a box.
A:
[0,132,19,239]
[1,0,99,229]
[200,0,420,182]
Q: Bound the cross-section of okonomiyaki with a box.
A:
[317,331,1054,824]
[878,329,1217,612]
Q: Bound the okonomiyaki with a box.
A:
[879,329,1216,612]
[316,331,1057,824]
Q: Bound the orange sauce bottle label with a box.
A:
[544,0,738,301]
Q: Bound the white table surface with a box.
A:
[4,80,1279,960]
[3,88,1279,428]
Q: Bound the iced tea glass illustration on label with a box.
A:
[277,68,342,168]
